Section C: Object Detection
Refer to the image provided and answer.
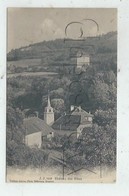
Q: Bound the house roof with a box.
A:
[52,114,81,131]
[72,107,93,116]
[52,107,93,131]
[23,117,54,136]
[77,51,90,57]
[72,107,93,124]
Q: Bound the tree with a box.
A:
[51,98,65,119]
[94,108,116,126]
[104,70,116,85]
[6,106,25,166]
[108,83,117,109]
[79,123,116,167]
[50,88,64,99]
[88,80,110,110]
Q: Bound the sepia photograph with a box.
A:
[6,8,117,183]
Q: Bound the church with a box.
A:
[23,94,93,148]
[23,95,55,148]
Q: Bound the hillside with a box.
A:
[7,32,117,66]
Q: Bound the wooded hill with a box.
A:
[7,32,117,69]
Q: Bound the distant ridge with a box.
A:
[7,31,117,67]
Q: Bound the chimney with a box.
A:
[70,105,74,112]
[35,111,39,118]
[78,106,81,111]
[51,132,54,138]
[50,132,54,138]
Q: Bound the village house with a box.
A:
[76,51,90,71]
[24,94,93,148]
[24,117,54,148]
[52,105,93,138]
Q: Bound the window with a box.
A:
[88,117,92,121]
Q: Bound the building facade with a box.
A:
[76,52,90,70]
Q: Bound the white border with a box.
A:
[0,0,129,196]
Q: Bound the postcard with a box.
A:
[6,8,117,183]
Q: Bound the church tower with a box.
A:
[44,94,54,125]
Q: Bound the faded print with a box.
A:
[7,8,117,183]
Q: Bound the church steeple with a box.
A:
[47,94,51,107]
[44,94,54,125]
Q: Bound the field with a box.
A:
[7,58,58,78]
[7,58,41,68]
[7,71,58,78]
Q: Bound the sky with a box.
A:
[7,8,117,52]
